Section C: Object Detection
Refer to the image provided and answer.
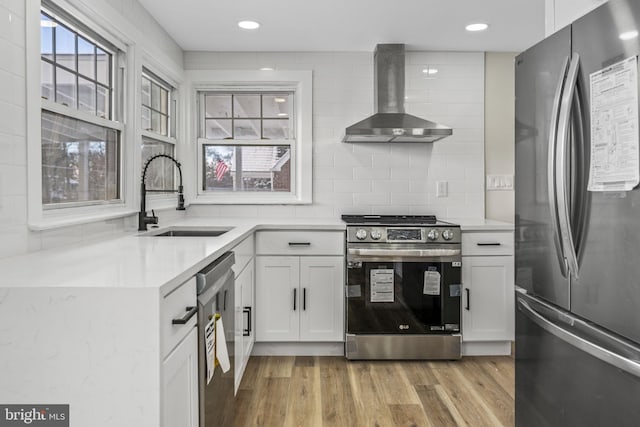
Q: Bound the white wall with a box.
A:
[0,0,183,259]
[545,0,607,35]
[184,51,485,220]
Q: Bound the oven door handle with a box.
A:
[347,248,461,257]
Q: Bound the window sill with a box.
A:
[29,206,137,231]
[192,193,311,205]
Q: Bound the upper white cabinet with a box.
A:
[255,231,344,343]
[461,230,515,354]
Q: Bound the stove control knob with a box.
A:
[427,229,439,241]
[355,229,368,240]
[370,229,382,240]
[442,229,454,241]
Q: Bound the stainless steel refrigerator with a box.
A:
[515,0,640,425]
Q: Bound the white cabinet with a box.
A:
[161,277,199,427]
[461,230,514,355]
[232,234,255,392]
[255,231,344,343]
[162,328,199,427]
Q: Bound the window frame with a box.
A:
[27,0,134,229]
[190,70,312,205]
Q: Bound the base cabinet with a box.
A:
[162,327,199,427]
[461,230,515,355]
[256,256,344,342]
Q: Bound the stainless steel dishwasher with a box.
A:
[196,252,235,427]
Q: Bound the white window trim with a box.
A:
[139,57,183,211]
[26,0,137,230]
[187,70,312,205]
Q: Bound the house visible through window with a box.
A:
[200,92,294,193]
[40,8,121,207]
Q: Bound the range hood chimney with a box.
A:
[343,44,452,143]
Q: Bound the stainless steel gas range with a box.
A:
[342,215,462,360]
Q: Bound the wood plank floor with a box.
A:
[234,355,514,427]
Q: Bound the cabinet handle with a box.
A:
[465,288,470,311]
[288,242,311,246]
[293,288,297,311]
[477,242,501,246]
[243,306,252,336]
[303,288,307,311]
[172,306,198,325]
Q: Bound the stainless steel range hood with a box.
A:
[343,44,452,143]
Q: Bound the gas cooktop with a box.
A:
[341,214,453,226]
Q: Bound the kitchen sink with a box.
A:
[142,227,233,237]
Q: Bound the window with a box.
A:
[39,8,122,208]
[140,70,176,192]
[199,92,294,193]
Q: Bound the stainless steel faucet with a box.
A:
[139,154,185,231]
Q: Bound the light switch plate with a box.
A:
[487,175,514,191]
[436,181,448,197]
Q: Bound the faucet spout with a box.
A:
[139,154,185,231]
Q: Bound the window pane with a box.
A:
[96,48,109,85]
[78,77,96,114]
[40,14,53,58]
[77,37,95,79]
[141,106,151,131]
[234,119,260,139]
[205,95,231,118]
[41,61,54,100]
[141,139,175,191]
[160,88,168,114]
[205,119,232,139]
[97,85,109,119]
[160,114,168,136]
[203,145,291,192]
[55,24,76,71]
[151,83,161,111]
[151,111,163,134]
[41,110,119,205]
[262,94,291,118]
[56,66,77,107]
[233,95,260,118]
[141,76,151,107]
[263,119,292,139]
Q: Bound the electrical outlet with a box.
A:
[436,181,448,197]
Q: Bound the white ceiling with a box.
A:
[136,0,545,53]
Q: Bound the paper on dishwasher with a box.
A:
[215,316,231,373]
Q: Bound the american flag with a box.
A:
[215,160,229,181]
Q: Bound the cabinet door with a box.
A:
[299,256,344,342]
[255,256,300,341]
[241,261,255,360]
[162,327,199,427]
[234,274,244,392]
[462,256,515,342]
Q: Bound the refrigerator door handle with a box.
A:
[555,52,581,280]
[517,293,640,379]
[547,56,570,278]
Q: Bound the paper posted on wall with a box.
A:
[588,56,640,192]
[370,269,394,302]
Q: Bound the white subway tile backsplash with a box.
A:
[0,101,25,137]
[371,180,410,193]
[332,180,371,193]
[0,37,24,76]
[353,192,390,206]
[353,166,390,180]
[0,5,24,48]
[0,132,25,166]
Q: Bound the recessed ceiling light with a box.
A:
[466,23,489,32]
[274,97,286,103]
[422,68,438,75]
[238,20,260,30]
[619,30,639,40]
[260,67,274,71]
[277,113,288,117]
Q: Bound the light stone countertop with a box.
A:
[0,218,345,295]
[0,216,512,293]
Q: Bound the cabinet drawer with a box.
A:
[256,231,344,256]
[462,231,514,256]
[232,234,254,276]
[161,277,197,358]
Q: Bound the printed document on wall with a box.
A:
[588,56,639,191]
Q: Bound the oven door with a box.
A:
[346,245,461,335]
